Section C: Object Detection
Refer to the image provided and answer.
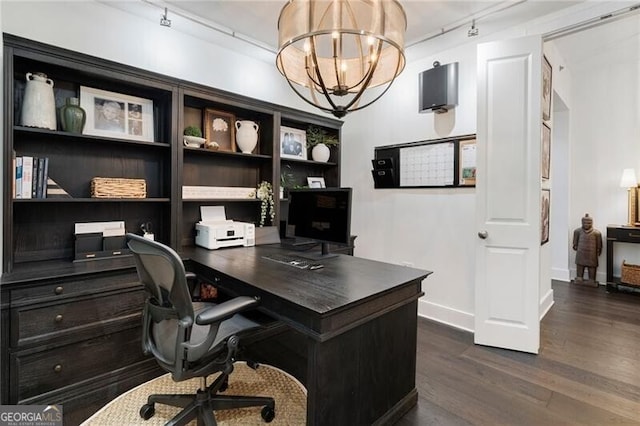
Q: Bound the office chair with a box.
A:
[126,233,275,425]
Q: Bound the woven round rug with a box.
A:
[81,362,306,425]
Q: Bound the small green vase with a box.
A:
[60,97,86,134]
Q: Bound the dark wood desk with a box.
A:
[606,226,640,291]
[182,245,431,425]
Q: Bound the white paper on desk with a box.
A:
[75,221,125,235]
[200,206,227,222]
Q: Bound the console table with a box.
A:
[183,245,431,425]
[606,226,640,291]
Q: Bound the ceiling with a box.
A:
[103,0,640,72]
[111,0,585,53]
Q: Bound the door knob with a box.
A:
[478,230,489,239]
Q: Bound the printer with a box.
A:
[195,206,255,250]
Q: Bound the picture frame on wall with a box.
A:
[204,108,236,152]
[541,123,551,180]
[80,86,154,142]
[280,126,307,160]
[307,177,326,188]
[542,55,552,121]
[541,189,550,245]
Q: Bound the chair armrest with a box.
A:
[195,296,259,325]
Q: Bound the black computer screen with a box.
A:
[287,188,352,254]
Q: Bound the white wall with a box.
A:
[568,37,640,280]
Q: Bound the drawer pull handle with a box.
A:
[54,286,64,295]
[53,364,62,373]
[54,314,63,323]
[628,233,640,238]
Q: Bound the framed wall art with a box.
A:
[541,189,550,245]
[542,55,552,121]
[280,126,307,160]
[204,108,236,152]
[541,122,551,180]
[80,86,154,142]
[307,177,326,188]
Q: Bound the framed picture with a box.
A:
[307,177,326,188]
[458,138,477,186]
[280,126,307,160]
[204,108,236,152]
[541,189,550,245]
[541,123,551,180]
[80,86,154,142]
[542,55,552,121]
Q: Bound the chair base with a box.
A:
[140,372,275,426]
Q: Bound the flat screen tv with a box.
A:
[287,187,352,259]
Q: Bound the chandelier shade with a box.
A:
[276,0,406,118]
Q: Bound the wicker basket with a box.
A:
[91,177,146,199]
[620,260,640,287]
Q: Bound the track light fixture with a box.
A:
[160,7,171,27]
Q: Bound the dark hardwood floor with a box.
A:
[399,280,640,425]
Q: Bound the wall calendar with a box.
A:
[400,142,455,187]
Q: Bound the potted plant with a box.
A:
[280,165,295,199]
[183,125,206,148]
[306,125,338,162]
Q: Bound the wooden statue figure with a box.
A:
[572,213,603,284]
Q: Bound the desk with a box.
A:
[182,245,431,425]
[606,226,640,291]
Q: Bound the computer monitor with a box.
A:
[287,187,352,259]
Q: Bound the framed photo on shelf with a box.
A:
[80,86,154,142]
[204,108,236,152]
[541,123,551,180]
[307,177,326,188]
[280,126,307,160]
[541,189,550,245]
[542,55,552,121]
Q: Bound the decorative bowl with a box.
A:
[183,135,206,148]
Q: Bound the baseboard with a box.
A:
[418,298,474,332]
[539,288,554,320]
[551,267,570,282]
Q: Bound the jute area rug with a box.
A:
[81,362,306,425]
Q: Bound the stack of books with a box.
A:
[13,155,49,199]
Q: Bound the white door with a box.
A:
[475,36,543,354]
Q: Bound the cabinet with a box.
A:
[605,226,640,292]
[1,34,342,423]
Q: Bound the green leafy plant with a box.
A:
[306,125,339,148]
[183,125,202,137]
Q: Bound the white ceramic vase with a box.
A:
[311,143,331,162]
[235,120,259,153]
[21,72,57,130]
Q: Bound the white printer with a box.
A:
[195,206,255,250]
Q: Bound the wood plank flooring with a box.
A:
[398,280,640,425]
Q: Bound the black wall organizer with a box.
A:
[372,134,476,189]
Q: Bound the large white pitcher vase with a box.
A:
[235,120,259,154]
[21,72,57,130]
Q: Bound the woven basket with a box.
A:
[91,177,146,199]
[620,260,640,287]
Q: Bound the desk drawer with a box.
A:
[12,289,144,347]
[11,325,148,401]
[10,271,139,306]
[607,226,640,242]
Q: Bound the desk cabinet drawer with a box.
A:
[607,226,640,242]
[11,325,148,401]
[11,289,144,347]
[10,271,139,305]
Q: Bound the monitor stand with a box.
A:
[300,242,339,260]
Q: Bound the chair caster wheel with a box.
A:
[247,360,260,370]
[261,405,275,423]
[140,403,155,420]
